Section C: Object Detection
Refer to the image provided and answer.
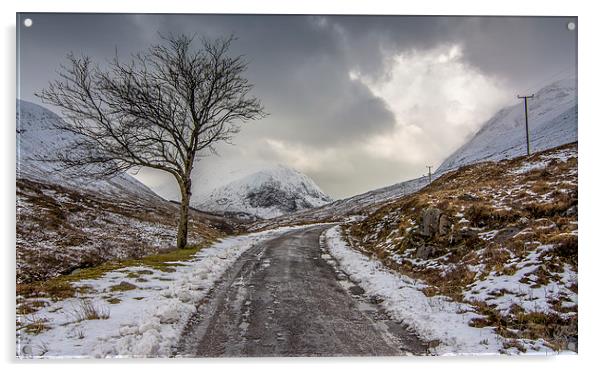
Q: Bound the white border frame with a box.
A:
[2,1,598,371]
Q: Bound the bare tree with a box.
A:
[36,34,266,249]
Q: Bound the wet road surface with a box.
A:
[176,225,426,357]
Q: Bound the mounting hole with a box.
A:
[23,18,33,27]
[567,22,576,31]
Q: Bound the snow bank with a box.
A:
[322,226,567,355]
[322,226,506,355]
[17,225,314,358]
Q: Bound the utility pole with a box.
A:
[426,165,433,184]
[517,94,534,155]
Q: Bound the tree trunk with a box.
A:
[176,178,192,249]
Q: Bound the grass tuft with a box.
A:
[109,281,137,292]
[72,299,110,321]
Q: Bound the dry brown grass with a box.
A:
[16,177,236,284]
[109,281,137,292]
[346,142,578,351]
[71,300,110,322]
[17,314,51,335]
[550,234,578,264]
[17,280,78,301]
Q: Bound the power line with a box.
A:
[426,165,433,184]
[517,94,535,155]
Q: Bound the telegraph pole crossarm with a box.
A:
[517,94,535,156]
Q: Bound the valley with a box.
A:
[16,78,578,357]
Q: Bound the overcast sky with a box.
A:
[17,14,577,200]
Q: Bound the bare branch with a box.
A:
[36,33,267,248]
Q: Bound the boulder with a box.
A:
[493,227,522,243]
[458,193,480,201]
[419,207,452,238]
[420,207,442,237]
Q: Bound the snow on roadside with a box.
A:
[322,225,504,355]
[17,225,315,358]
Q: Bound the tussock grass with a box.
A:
[19,315,50,335]
[17,299,48,315]
[72,300,110,321]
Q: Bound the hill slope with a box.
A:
[253,79,577,231]
[17,100,159,200]
[437,78,577,174]
[344,143,578,352]
[16,101,238,282]
[195,165,333,219]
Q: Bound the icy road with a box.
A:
[177,225,425,357]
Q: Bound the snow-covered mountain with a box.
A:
[195,165,333,219]
[437,78,577,174]
[16,100,160,201]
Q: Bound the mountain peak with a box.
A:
[194,166,333,219]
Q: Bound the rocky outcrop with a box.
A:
[247,183,317,212]
[419,207,453,239]
[412,207,455,259]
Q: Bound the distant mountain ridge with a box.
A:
[195,165,333,219]
[437,78,577,174]
[16,100,161,201]
[250,78,578,231]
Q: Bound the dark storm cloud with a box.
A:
[19,14,576,110]
[18,14,399,146]
[17,14,577,198]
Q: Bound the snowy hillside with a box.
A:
[195,165,333,219]
[16,100,159,201]
[344,143,578,353]
[437,78,577,174]
[15,100,239,283]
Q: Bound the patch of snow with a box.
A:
[478,230,499,241]
[464,245,577,316]
[322,226,506,355]
[17,224,324,358]
[511,160,549,175]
